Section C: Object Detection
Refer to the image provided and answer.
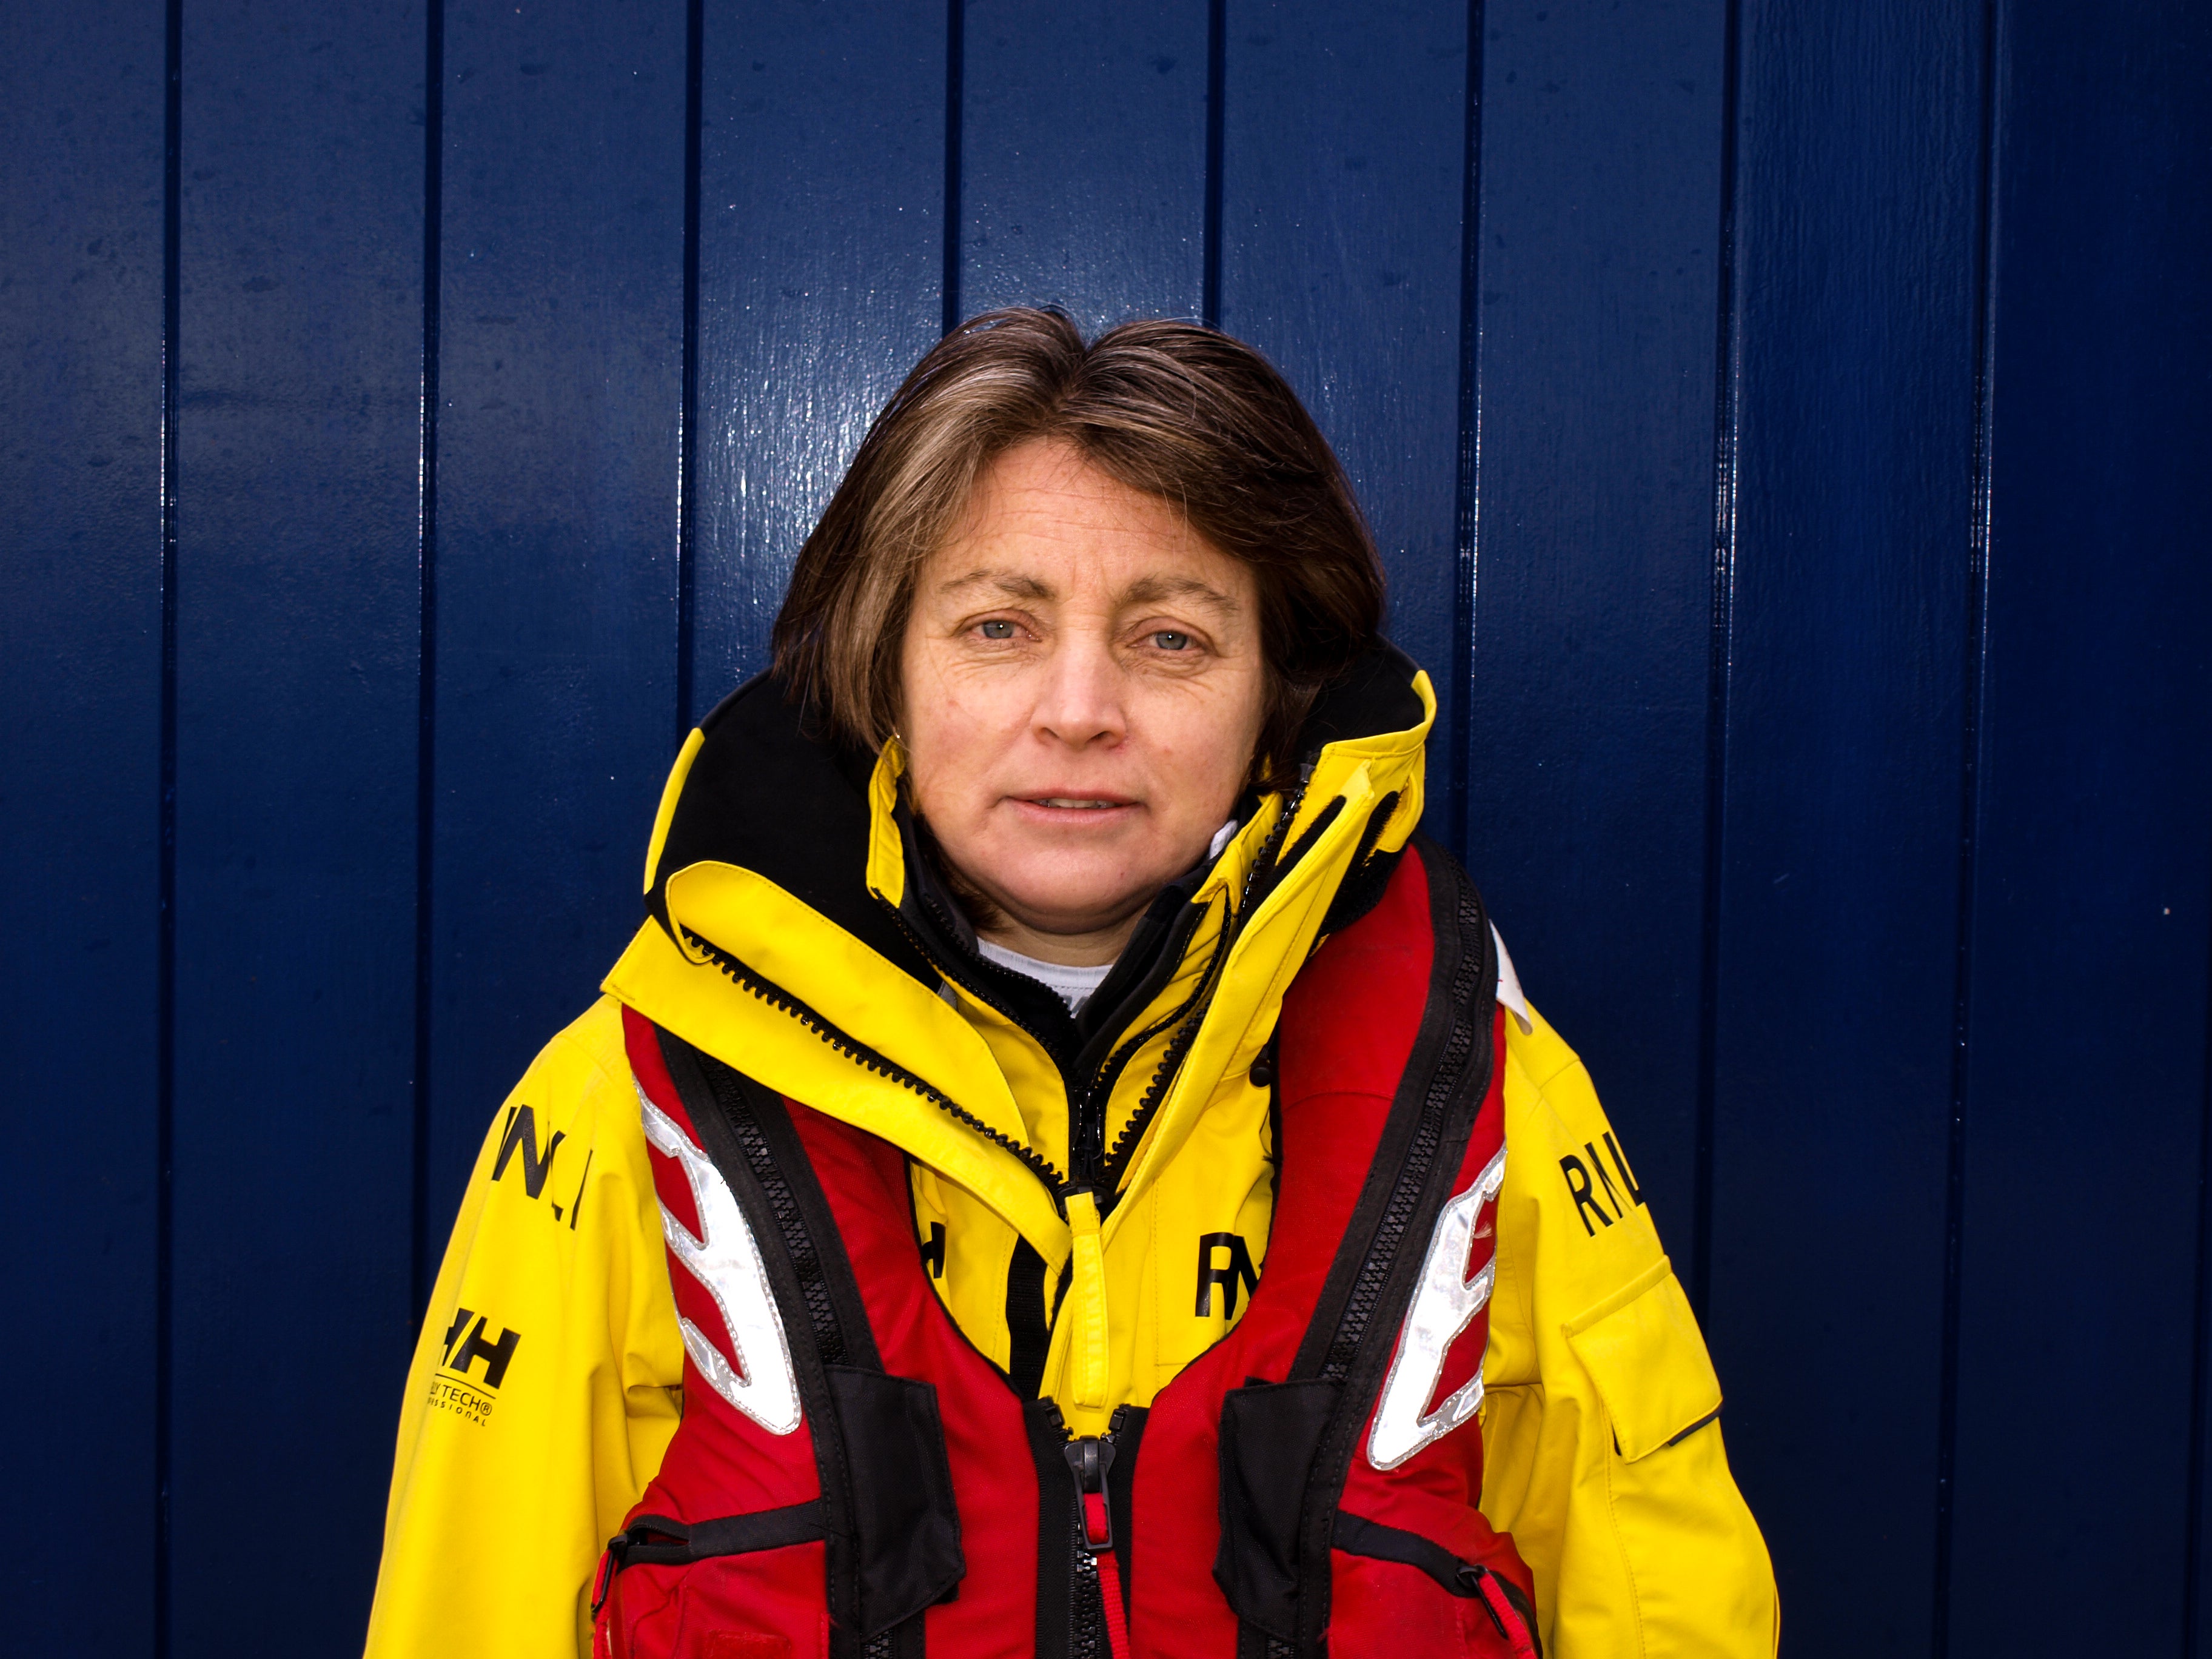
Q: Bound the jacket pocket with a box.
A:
[1562,1258,1721,1460]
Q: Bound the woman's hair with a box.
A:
[770,307,1386,789]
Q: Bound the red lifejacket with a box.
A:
[595,840,1540,1659]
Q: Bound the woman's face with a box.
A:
[898,438,1269,964]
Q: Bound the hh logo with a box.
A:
[442,1308,521,1388]
[428,1308,521,1427]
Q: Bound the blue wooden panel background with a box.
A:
[2,3,2205,1656]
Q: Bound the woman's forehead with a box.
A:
[927,440,1252,609]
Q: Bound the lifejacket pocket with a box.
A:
[823,1366,967,1628]
[1329,1513,1541,1659]
[595,1370,962,1659]
[1211,1378,1341,1640]
[595,1529,830,1659]
[1212,1377,1540,1658]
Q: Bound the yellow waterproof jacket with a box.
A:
[365,653,1775,1657]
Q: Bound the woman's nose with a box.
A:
[1031,636,1126,748]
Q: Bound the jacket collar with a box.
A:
[606,642,1436,1252]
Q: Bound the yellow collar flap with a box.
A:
[1098,652,1436,1234]
[863,736,909,910]
[1193,654,1433,919]
[1102,749,1393,1244]
[604,863,1067,1255]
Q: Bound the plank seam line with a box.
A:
[155,1,184,1650]
[1447,0,1485,857]
[1201,0,1225,329]
[2188,710,2212,1659]
[1929,4,2002,1651]
[676,0,703,737]
[1691,0,1746,1327]
[410,0,446,1332]
[941,0,965,335]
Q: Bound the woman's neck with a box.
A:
[973,912,1135,968]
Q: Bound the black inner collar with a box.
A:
[891,797,1219,1087]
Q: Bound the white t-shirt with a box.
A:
[975,939,1114,1016]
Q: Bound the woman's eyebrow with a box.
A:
[1121,574,1242,615]
[937,568,1056,601]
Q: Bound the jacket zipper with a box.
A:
[679,924,1078,1207]
[1096,780,1315,1192]
[871,779,1309,1221]
[881,900,1088,1122]
[882,896,1188,1206]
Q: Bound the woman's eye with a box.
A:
[978,619,1016,640]
[1151,630,1191,651]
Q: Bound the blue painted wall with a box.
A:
[3,2,2206,1655]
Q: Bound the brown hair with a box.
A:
[770,307,1386,789]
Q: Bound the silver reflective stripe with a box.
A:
[636,1082,803,1435]
[1365,1145,1509,1470]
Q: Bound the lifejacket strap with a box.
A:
[609,1501,830,1570]
[592,1501,833,1622]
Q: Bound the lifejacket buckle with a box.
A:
[1459,1563,1544,1659]
[591,1541,622,1616]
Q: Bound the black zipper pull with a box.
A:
[1064,1409,1135,1657]
[1064,1432,1118,1552]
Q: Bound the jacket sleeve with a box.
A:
[1478,1004,1778,1658]
[363,996,685,1659]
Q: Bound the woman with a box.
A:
[365,310,1775,1658]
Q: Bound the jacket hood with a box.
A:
[604,641,1435,1259]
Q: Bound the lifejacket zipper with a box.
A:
[1318,869,1492,1380]
[1048,1401,1133,1659]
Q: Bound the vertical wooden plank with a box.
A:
[688,0,946,709]
[1217,0,1471,820]
[426,0,686,1252]
[168,2,424,1651]
[1704,2,1986,1650]
[1459,0,1728,1245]
[1947,1,2212,1649]
[0,4,164,1651]
[959,0,1209,332]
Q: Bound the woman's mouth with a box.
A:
[1010,793,1139,821]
